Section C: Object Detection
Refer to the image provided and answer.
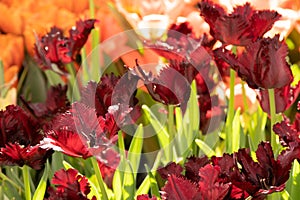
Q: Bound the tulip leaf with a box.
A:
[145,165,160,199]
[33,162,49,200]
[195,139,216,157]
[128,124,144,178]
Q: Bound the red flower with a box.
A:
[132,62,191,106]
[80,72,140,122]
[184,156,210,183]
[158,162,183,180]
[81,75,119,117]
[211,142,297,199]
[42,102,119,162]
[198,0,281,46]
[69,19,97,58]
[160,165,231,200]
[145,22,196,62]
[42,130,92,159]
[273,117,300,148]
[214,36,293,89]
[235,142,293,198]
[21,84,70,123]
[34,27,70,71]
[34,19,96,73]
[161,174,200,200]
[257,82,300,114]
[198,165,231,200]
[145,21,215,64]
[0,105,52,170]
[46,168,96,200]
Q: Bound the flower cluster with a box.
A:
[197,0,299,114]
[0,0,299,199]
[34,19,96,73]
[138,139,298,200]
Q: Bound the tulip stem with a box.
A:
[226,68,235,153]
[91,157,108,200]
[66,63,80,101]
[268,88,279,155]
[22,165,31,200]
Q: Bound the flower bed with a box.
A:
[0,0,300,199]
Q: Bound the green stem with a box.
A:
[22,165,31,200]
[89,0,95,18]
[241,81,249,112]
[168,105,174,160]
[91,157,108,200]
[66,63,80,101]
[226,69,235,153]
[0,169,23,192]
[81,47,91,85]
[268,88,279,155]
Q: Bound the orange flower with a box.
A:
[0,34,24,85]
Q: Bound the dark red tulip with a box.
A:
[0,105,52,170]
[132,62,191,106]
[235,142,293,198]
[34,19,96,73]
[46,168,96,200]
[214,36,293,89]
[42,102,119,162]
[198,0,281,46]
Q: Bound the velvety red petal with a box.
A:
[158,162,183,180]
[0,105,42,147]
[198,0,226,39]
[137,194,158,200]
[69,19,97,58]
[198,164,231,200]
[42,130,92,159]
[47,168,94,200]
[184,156,209,183]
[161,174,200,200]
[0,143,51,170]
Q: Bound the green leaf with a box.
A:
[291,64,300,87]
[122,161,135,200]
[62,160,74,170]
[287,160,300,200]
[90,29,101,82]
[128,124,144,177]
[135,151,162,197]
[113,131,127,200]
[195,139,216,157]
[88,175,108,200]
[142,105,169,148]
[145,165,160,199]
[21,57,47,102]
[231,108,241,153]
[112,166,123,200]
[248,106,267,152]
[33,162,49,200]
[44,70,64,86]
